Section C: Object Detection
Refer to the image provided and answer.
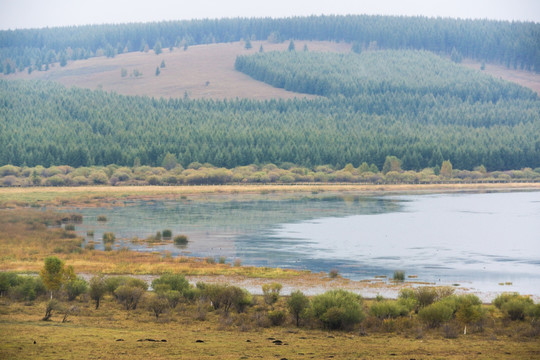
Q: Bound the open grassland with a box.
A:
[1,296,539,360]
[462,59,540,95]
[2,183,540,208]
[4,41,350,100]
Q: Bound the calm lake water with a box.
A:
[67,191,540,295]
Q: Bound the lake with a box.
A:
[67,190,540,295]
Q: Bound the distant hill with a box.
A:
[1,15,539,76]
[2,40,539,99]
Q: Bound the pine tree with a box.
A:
[154,41,162,55]
[288,40,295,52]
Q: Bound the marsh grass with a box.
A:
[173,235,188,245]
[0,208,303,278]
[393,270,405,281]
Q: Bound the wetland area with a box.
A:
[66,190,540,298]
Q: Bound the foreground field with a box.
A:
[1,295,539,360]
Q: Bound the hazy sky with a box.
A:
[0,0,539,30]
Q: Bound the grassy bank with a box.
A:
[2,183,540,208]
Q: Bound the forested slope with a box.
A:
[1,15,539,75]
[1,72,539,171]
[235,50,536,100]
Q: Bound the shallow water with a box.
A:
[68,191,540,295]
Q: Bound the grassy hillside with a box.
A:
[2,41,348,100]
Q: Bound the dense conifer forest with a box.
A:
[1,16,539,175]
[1,15,539,74]
[1,49,540,171]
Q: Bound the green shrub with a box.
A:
[493,292,522,309]
[370,300,409,319]
[174,235,188,245]
[104,276,148,295]
[163,290,181,309]
[46,175,66,186]
[162,229,172,239]
[503,298,533,321]
[287,290,310,327]
[312,289,365,330]
[0,165,20,177]
[493,292,533,321]
[151,274,190,294]
[65,277,88,301]
[0,272,19,296]
[528,303,540,320]
[418,302,454,328]
[114,285,145,310]
[268,310,286,326]
[201,283,252,314]
[328,268,339,278]
[89,275,107,309]
[64,224,75,231]
[89,171,108,184]
[147,293,169,319]
[414,287,439,308]
[102,232,115,243]
[262,282,282,308]
[8,276,46,301]
[455,297,485,325]
[97,215,107,222]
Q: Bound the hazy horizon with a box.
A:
[1,0,539,31]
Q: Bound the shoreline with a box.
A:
[1,182,540,207]
[2,184,539,303]
[71,272,540,304]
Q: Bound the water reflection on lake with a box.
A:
[69,191,540,295]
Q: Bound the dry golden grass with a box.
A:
[2,183,540,208]
[4,41,350,100]
[462,59,540,95]
[1,299,539,360]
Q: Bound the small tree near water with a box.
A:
[287,290,309,326]
[89,275,107,309]
[40,257,65,299]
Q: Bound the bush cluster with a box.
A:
[3,263,540,337]
[1,163,539,188]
